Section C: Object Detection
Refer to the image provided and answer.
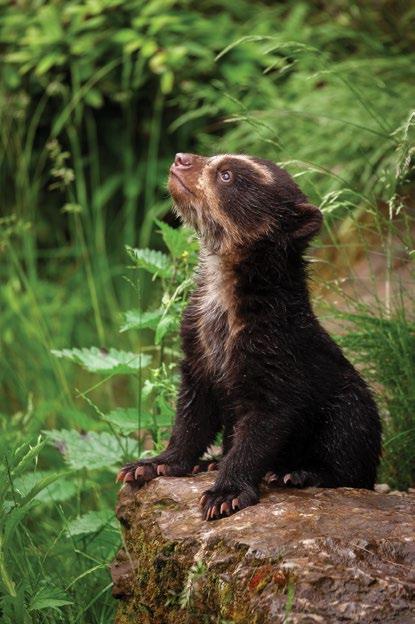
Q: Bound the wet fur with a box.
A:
[118,153,382,520]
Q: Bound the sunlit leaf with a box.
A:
[45,430,138,470]
[103,407,155,434]
[120,308,163,333]
[29,586,73,612]
[66,510,117,537]
[126,246,172,277]
[51,347,151,375]
[12,471,78,504]
[155,220,197,258]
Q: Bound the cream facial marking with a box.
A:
[195,163,244,249]
[207,154,274,184]
[195,166,220,213]
[170,152,275,253]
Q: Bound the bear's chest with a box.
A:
[192,253,243,378]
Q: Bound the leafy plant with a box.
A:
[336,311,415,489]
[1,215,198,621]
[0,438,73,618]
[66,510,118,538]
[51,346,152,375]
[45,429,138,470]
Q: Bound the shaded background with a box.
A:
[0,1,414,621]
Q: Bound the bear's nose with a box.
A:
[174,153,193,168]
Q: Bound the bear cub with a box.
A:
[118,152,382,521]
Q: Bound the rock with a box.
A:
[374,483,391,494]
[111,474,415,624]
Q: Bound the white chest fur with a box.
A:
[193,250,242,376]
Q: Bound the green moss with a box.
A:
[115,500,293,624]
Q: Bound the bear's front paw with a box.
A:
[199,485,259,521]
[116,458,192,487]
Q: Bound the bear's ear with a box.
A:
[292,203,323,241]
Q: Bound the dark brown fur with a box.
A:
[118,153,382,521]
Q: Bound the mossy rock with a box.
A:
[111,474,415,623]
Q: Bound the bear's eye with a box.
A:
[219,170,233,183]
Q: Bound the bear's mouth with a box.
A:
[169,171,195,196]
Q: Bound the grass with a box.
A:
[0,1,414,621]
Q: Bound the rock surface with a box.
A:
[111,473,415,623]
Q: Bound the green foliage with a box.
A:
[12,470,79,504]
[28,586,73,613]
[66,510,117,538]
[337,311,415,489]
[0,217,197,622]
[51,346,152,374]
[103,407,155,434]
[45,429,139,470]
[2,0,413,411]
[126,247,173,278]
[155,221,197,259]
[120,308,163,332]
[0,436,115,621]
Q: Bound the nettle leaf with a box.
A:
[66,510,117,537]
[29,586,73,612]
[51,347,151,374]
[103,407,155,434]
[12,471,78,504]
[45,430,138,470]
[120,308,163,333]
[126,246,172,278]
[155,220,197,258]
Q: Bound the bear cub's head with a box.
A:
[168,153,322,254]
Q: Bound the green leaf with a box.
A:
[35,53,64,76]
[2,506,36,554]
[155,315,178,344]
[120,308,163,333]
[66,510,117,537]
[51,347,151,375]
[29,586,73,612]
[160,70,174,94]
[126,246,172,278]
[84,87,104,108]
[12,471,78,504]
[103,408,154,434]
[11,438,47,479]
[155,220,197,258]
[111,29,142,46]
[142,379,155,400]
[45,430,138,470]
[0,534,16,596]
[18,472,71,508]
